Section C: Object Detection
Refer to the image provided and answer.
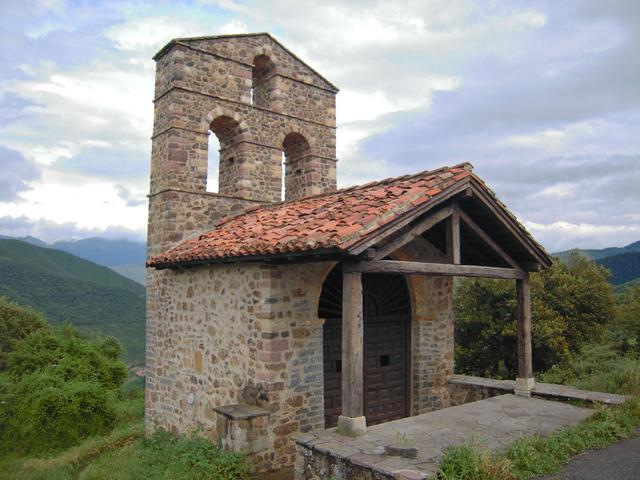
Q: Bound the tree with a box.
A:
[0,296,46,370]
[454,251,616,378]
[615,282,640,352]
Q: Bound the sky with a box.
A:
[0,0,638,251]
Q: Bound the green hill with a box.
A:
[555,240,640,261]
[0,239,145,366]
[596,251,640,286]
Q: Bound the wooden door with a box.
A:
[320,267,410,428]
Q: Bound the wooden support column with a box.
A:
[515,273,535,396]
[447,202,461,264]
[337,269,366,436]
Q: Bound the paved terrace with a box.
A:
[295,395,594,480]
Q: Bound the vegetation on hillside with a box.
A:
[0,240,145,366]
[554,240,640,261]
[446,251,640,479]
[0,300,251,480]
[596,251,640,285]
[454,251,616,377]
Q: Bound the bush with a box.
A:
[539,343,640,396]
[0,297,46,370]
[0,372,116,454]
[455,252,616,378]
[5,325,127,391]
[0,322,128,455]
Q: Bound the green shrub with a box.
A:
[540,343,640,396]
[0,297,46,370]
[0,372,116,454]
[0,322,128,456]
[6,325,127,391]
[615,283,640,352]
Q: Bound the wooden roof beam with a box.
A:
[344,260,527,280]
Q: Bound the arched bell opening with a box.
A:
[318,264,411,428]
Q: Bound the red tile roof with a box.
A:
[148,163,475,267]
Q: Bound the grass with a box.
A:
[436,396,640,480]
[0,381,252,480]
[80,430,252,480]
[0,396,144,480]
[438,335,640,480]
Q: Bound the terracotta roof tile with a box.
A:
[148,163,476,267]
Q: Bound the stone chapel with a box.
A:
[145,33,553,474]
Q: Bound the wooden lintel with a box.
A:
[345,260,527,279]
[341,270,364,418]
[371,205,454,261]
[458,209,520,269]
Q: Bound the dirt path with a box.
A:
[539,429,640,480]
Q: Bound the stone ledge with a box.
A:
[213,403,270,420]
[449,374,514,391]
[449,374,627,406]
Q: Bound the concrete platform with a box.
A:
[295,394,594,479]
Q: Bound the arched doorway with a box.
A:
[319,265,411,428]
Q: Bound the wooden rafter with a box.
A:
[458,209,521,270]
[469,183,550,268]
[370,205,454,261]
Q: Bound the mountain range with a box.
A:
[554,240,640,290]
[0,238,146,366]
[0,235,147,285]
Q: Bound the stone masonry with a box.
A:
[146,33,456,473]
[146,237,454,471]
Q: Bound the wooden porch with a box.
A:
[334,189,550,435]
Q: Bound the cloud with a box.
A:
[0,0,638,251]
[115,184,146,207]
[0,215,145,244]
[0,146,40,201]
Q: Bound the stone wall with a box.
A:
[393,237,454,414]
[146,235,455,472]
[145,260,335,471]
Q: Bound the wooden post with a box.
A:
[515,273,535,396]
[447,203,461,264]
[337,269,366,435]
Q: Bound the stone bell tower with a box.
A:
[147,33,339,257]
